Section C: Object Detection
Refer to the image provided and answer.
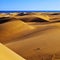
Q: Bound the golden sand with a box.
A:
[1,12,60,60]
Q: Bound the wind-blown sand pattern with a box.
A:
[0,12,60,60]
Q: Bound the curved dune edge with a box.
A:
[0,20,35,44]
[15,15,50,22]
[0,43,25,60]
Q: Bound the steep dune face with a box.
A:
[5,23,60,60]
[0,20,34,44]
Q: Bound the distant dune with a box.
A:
[14,15,50,22]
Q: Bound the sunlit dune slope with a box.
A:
[0,43,25,60]
[6,23,60,59]
[0,20,34,43]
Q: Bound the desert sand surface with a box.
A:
[5,22,60,60]
[0,12,60,60]
[0,43,25,60]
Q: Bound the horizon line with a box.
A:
[0,10,60,11]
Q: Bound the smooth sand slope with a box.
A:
[0,43,25,60]
[6,22,60,60]
[0,20,34,43]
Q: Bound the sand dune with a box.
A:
[15,15,50,22]
[1,12,60,60]
[0,20,35,43]
[5,22,60,60]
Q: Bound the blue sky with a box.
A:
[0,0,60,11]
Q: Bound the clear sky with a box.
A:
[0,0,60,11]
